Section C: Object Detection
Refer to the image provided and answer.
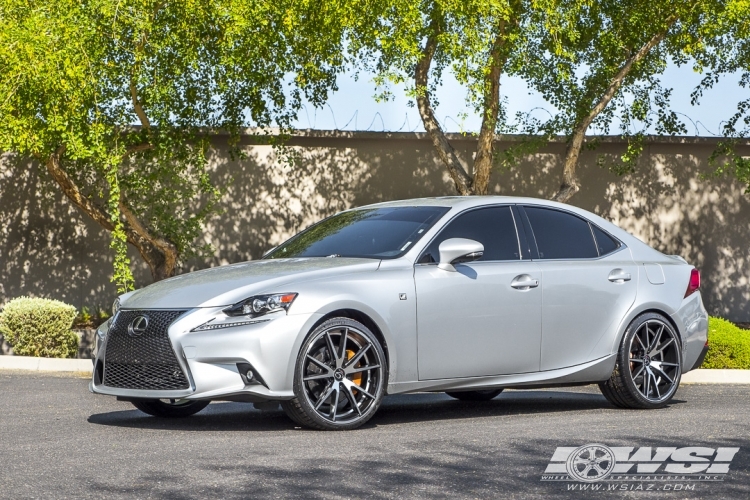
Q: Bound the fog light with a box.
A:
[236,362,266,387]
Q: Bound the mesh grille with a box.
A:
[103,310,190,391]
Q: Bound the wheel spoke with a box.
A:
[306,355,332,373]
[642,324,651,353]
[651,337,674,357]
[347,380,375,401]
[633,332,647,352]
[652,372,661,398]
[325,332,339,368]
[632,364,645,380]
[314,384,335,410]
[660,361,679,367]
[644,369,652,397]
[651,365,674,385]
[346,364,381,375]
[329,385,340,421]
[342,383,362,416]
[303,373,333,382]
[339,328,349,362]
[650,324,665,351]
[344,343,371,370]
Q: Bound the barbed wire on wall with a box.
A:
[296,103,729,137]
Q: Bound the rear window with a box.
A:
[591,225,621,256]
[524,206,598,260]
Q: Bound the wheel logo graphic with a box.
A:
[566,444,616,482]
[128,316,149,337]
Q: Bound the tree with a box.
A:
[520,0,722,202]
[0,0,347,290]
[349,0,581,196]
[690,0,750,193]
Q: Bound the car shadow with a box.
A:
[87,388,686,432]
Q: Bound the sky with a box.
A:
[291,62,745,136]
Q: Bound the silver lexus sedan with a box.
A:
[91,197,709,430]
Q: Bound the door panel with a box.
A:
[415,261,542,380]
[539,254,637,371]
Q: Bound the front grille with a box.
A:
[103,310,190,391]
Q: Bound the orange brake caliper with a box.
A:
[346,350,362,391]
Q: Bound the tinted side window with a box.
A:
[524,206,598,259]
[591,225,620,256]
[419,206,520,264]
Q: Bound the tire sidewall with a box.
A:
[292,317,387,430]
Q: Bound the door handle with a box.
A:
[511,275,539,290]
[608,269,632,283]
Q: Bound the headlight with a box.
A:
[224,293,298,317]
[112,297,121,316]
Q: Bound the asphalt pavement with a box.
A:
[0,370,748,499]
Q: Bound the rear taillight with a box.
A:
[685,268,700,297]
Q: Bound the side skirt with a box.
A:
[387,354,616,395]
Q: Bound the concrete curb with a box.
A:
[0,356,747,383]
[681,369,750,384]
[0,355,92,373]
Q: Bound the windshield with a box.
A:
[265,206,450,260]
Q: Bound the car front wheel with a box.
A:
[599,312,682,409]
[282,318,387,430]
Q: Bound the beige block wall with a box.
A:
[1,132,748,321]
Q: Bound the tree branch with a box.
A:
[123,142,153,159]
[552,14,679,203]
[415,18,473,195]
[129,75,151,129]
[44,146,177,280]
[43,146,115,232]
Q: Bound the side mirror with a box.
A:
[437,238,484,271]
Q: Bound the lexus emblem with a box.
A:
[128,316,149,337]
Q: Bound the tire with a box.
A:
[445,389,504,401]
[131,399,210,418]
[599,312,682,409]
[281,317,387,430]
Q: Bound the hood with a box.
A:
[121,258,380,309]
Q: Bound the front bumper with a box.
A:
[90,307,320,401]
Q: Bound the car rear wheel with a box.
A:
[131,399,210,418]
[282,318,387,430]
[445,389,504,401]
[599,312,682,409]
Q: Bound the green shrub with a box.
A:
[703,317,750,369]
[0,297,79,358]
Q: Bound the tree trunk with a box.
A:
[472,27,506,195]
[414,20,474,195]
[44,147,178,281]
[551,16,678,203]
